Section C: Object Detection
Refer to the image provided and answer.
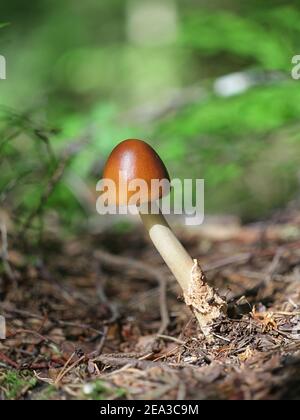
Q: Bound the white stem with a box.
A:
[139,203,193,292]
[139,202,227,338]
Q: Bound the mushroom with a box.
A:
[102,139,227,336]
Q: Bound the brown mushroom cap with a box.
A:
[102,139,170,205]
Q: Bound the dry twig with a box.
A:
[94,249,170,334]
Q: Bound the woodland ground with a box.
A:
[1,207,300,400]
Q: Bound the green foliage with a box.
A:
[0,370,37,400]
[153,82,300,217]
[158,83,300,139]
[1,1,300,225]
[181,7,299,70]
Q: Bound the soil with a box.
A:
[1,208,300,400]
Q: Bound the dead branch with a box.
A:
[92,354,174,371]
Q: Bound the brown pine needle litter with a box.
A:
[1,210,300,400]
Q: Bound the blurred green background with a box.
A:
[1,0,300,233]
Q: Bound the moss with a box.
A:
[0,370,37,400]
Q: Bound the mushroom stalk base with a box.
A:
[139,205,227,338]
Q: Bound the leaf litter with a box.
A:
[1,208,300,399]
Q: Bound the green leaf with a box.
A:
[181,10,292,70]
[0,23,10,29]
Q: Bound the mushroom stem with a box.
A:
[139,203,193,292]
[140,202,227,338]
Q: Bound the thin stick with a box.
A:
[55,353,85,385]
[157,334,185,345]
[94,249,170,334]
[54,352,75,385]
[93,355,174,370]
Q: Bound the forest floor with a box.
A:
[1,208,300,400]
